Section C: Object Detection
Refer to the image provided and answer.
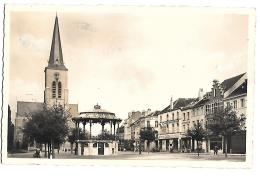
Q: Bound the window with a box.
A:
[214,103,218,113]
[206,105,210,115]
[183,125,186,132]
[211,104,214,114]
[166,114,169,121]
[227,102,231,108]
[187,112,190,120]
[160,116,162,122]
[105,143,109,147]
[197,120,199,124]
[93,143,97,147]
[177,112,179,119]
[166,123,169,128]
[52,81,56,98]
[58,82,62,98]
[214,89,217,97]
[147,121,150,127]
[233,100,237,109]
[172,113,174,120]
[241,99,245,108]
[155,121,158,127]
[183,113,186,121]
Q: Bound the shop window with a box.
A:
[105,143,109,147]
[93,143,97,147]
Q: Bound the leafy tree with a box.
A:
[207,106,246,157]
[187,122,207,156]
[7,105,14,152]
[139,127,157,154]
[97,129,114,140]
[23,104,70,158]
[68,128,87,154]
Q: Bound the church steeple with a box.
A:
[46,15,67,70]
[44,15,69,107]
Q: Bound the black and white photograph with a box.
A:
[1,4,256,168]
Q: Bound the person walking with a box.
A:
[214,145,218,155]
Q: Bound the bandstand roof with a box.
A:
[72,104,122,123]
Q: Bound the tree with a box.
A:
[187,122,207,156]
[68,128,87,154]
[97,129,114,140]
[23,104,70,158]
[139,127,157,154]
[7,105,14,152]
[207,106,246,157]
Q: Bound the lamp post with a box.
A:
[139,136,142,155]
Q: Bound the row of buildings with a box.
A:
[119,73,247,154]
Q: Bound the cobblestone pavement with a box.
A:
[8,151,246,162]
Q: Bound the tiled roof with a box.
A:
[193,97,209,108]
[159,98,196,114]
[221,73,246,92]
[226,80,247,99]
[17,101,44,117]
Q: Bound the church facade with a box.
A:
[14,16,78,150]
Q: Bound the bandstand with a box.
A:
[72,104,122,156]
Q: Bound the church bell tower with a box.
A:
[44,15,68,107]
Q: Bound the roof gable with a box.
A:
[221,73,245,92]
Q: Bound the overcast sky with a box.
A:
[8,7,248,122]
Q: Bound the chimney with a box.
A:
[170,96,173,109]
[198,88,204,100]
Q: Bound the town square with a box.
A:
[3,5,254,165]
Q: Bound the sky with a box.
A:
[8,7,248,123]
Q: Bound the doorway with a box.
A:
[98,142,104,155]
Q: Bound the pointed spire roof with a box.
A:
[46,15,68,71]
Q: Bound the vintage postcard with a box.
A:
[1,5,256,168]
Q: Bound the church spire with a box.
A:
[47,15,67,70]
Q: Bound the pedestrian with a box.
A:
[214,145,218,155]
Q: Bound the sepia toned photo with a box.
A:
[1,5,255,167]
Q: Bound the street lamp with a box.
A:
[139,136,142,155]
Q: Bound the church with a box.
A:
[14,16,78,149]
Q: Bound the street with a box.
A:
[8,151,245,162]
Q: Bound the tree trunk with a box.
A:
[139,141,142,155]
[206,138,209,153]
[44,143,47,158]
[197,140,199,156]
[70,143,73,154]
[225,136,228,158]
[51,139,55,158]
[47,142,50,159]
[147,141,150,154]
